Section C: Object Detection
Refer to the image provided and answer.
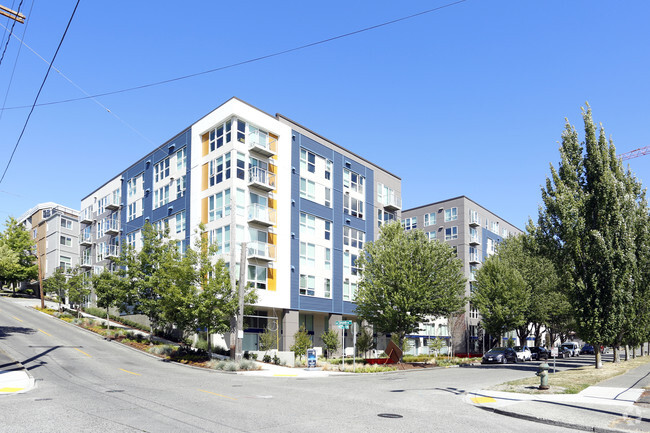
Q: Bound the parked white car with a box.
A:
[561,342,581,357]
[513,346,532,362]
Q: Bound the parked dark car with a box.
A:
[581,344,595,355]
[554,346,571,358]
[529,346,549,360]
[482,347,518,364]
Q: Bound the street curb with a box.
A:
[476,403,630,433]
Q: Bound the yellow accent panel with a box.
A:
[201,197,208,224]
[202,133,209,156]
[269,198,276,209]
[268,268,276,292]
[268,233,276,245]
[269,161,277,174]
[202,164,209,191]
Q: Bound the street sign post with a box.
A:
[335,321,353,368]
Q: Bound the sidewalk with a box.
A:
[466,360,650,432]
[0,348,35,395]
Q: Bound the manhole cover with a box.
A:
[378,413,403,419]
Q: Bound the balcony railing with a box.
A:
[106,244,119,258]
[80,208,94,223]
[469,212,481,226]
[382,193,401,211]
[469,234,481,245]
[80,256,93,267]
[105,219,120,235]
[469,253,481,263]
[248,130,277,157]
[247,204,276,226]
[80,232,93,245]
[248,166,276,191]
[247,241,275,261]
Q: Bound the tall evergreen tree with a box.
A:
[536,105,644,368]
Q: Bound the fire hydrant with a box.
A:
[536,362,549,390]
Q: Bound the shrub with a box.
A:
[263,354,272,363]
[194,338,209,351]
[238,360,257,370]
[273,354,280,365]
[148,345,176,356]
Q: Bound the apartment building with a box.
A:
[402,196,522,355]
[80,97,401,352]
[17,203,80,290]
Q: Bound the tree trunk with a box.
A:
[625,345,630,361]
[613,346,620,363]
[595,350,603,369]
[106,308,110,331]
[633,346,637,359]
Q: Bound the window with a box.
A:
[127,175,140,199]
[236,152,245,179]
[487,238,496,256]
[236,119,246,143]
[343,169,364,194]
[300,274,315,296]
[343,227,364,249]
[423,213,436,227]
[445,226,458,241]
[325,159,332,180]
[61,218,73,230]
[324,221,331,240]
[209,121,231,151]
[344,252,360,276]
[343,279,357,301]
[209,153,231,186]
[377,209,396,227]
[490,220,499,234]
[60,236,72,247]
[175,211,186,234]
[126,231,139,249]
[153,185,170,209]
[43,209,51,218]
[97,197,106,215]
[176,147,187,172]
[343,195,364,219]
[427,231,437,241]
[176,240,188,254]
[96,242,105,262]
[208,189,231,221]
[60,255,72,272]
[325,187,331,207]
[469,246,480,262]
[444,207,458,222]
[401,217,417,230]
[502,227,508,238]
[300,213,316,237]
[300,242,316,269]
[248,264,267,290]
[176,175,187,199]
[300,149,316,173]
[325,247,331,271]
[324,278,331,298]
[469,209,480,225]
[154,157,170,182]
[300,178,316,200]
[208,226,231,254]
[127,201,138,222]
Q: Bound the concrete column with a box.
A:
[329,313,343,357]
[282,310,299,351]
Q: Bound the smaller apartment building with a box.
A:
[18,203,80,289]
[402,196,522,355]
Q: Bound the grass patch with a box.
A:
[495,356,650,394]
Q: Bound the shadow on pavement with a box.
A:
[0,326,36,339]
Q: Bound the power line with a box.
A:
[0,0,80,185]
[0,0,466,111]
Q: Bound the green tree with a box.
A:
[44,266,67,310]
[355,221,465,361]
[471,256,528,343]
[0,217,37,295]
[291,326,312,361]
[259,328,276,354]
[536,105,645,368]
[93,269,124,330]
[321,328,340,359]
[66,266,90,318]
[355,326,374,358]
[0,242,18,291]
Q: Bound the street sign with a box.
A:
[335,320,352,329]
[551,347,558,358]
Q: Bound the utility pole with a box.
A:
[0,4,26,23]
[36,239,44,309]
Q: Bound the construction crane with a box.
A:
[619,146,650,161]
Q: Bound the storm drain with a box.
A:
[378,413,403,419]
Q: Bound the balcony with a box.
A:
[80,256,93,268]
[469,253,481,264]
[248,130,277,157]
[106,244,119,258]
[80,208,94,224]
[247,204,276,226]
[105,219,120,235]
[383,194,401,211]
[247,241,275,261]
[105,194,121,210]
[469,213,481,226]
[80,232,93,246]
[248,166,276,191]
[469,234,481,245]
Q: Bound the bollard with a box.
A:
[536,362,549,390]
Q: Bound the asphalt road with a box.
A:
[0,297,583,432]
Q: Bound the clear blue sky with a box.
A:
[1,1,649,230]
